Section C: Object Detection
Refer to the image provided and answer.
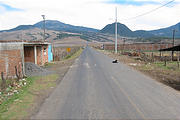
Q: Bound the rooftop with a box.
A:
[0,40,50,45]
[160,45,180,51]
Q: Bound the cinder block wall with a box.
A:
[0,43,24,78]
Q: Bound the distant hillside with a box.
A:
[149,22,180,38]
[0,20,115,43]
[0,20,98,33]
[1,19,180,43]
[101,22,180,38]
[1,25,36,32]
[101,23,134,37]
[100,23,154,38]
[34,20,98,33]
[134,30,155,38]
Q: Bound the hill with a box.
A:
[100,23,154,38]
[100,23,135,37]
[0,20,98,33]
[1,20,180,44]
[101,22,180,38]
[34,20,98,33]
[149,22,180,38]
[1,25,36,32]
[0,20,114,43]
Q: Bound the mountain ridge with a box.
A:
[1,20,180,38]
[0,20,99,33]
[100,22,180,38]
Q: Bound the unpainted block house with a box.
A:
[0,41,53,78]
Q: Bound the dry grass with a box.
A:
[98,49,180,91]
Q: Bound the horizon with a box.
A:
[1,19,179,32]
[0,0,180,31]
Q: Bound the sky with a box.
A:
[0,0,180,31]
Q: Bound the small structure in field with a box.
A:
[159,45,180,51]
[0,40,53,78]
[159,45,180,67]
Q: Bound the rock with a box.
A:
[25,62,53,76]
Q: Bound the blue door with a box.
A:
[48,45,53,62]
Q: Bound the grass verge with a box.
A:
[0,74,58,120]
[64,48,83,60]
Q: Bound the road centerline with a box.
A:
[111,76,147,120]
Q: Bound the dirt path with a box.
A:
[28,49,83,119]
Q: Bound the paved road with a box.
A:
[33,47,180,119]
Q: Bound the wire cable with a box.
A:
[119,0,175,21]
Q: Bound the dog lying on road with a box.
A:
[112,59,118,63]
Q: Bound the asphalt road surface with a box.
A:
[33,47,180,120]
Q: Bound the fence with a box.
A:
[103,43,173,51]
[53,46,80,61]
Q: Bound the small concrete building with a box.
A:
[0,41,52,78]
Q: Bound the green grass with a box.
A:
[154,61,180,71]
[0,74,58,120]
[44,62,56,67]
[0,77,34,119]
[64,48,82,60]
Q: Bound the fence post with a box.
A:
[164,56,167,66]
[1,72,6,91]
[178,52,180,69]
[151,52,154,63]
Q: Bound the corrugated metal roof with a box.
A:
[159,45,180,51]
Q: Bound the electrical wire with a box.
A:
[119,0,175,21]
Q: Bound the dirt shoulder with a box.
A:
[0,48,83,120]
[98,49,180,91]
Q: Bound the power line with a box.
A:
[119,0,175,21]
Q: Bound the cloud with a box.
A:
[0,0,179,31]
[0,2,23,12]
[106,0,161,6]
[105,0,180,6]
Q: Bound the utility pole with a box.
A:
[160,39,162,57]
[123,38,126,53]
[115,7,118,54]
[41,15,46,42]
[172,29,175,60]
[172,29,175,46]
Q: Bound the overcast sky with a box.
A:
[0,0,180,31]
